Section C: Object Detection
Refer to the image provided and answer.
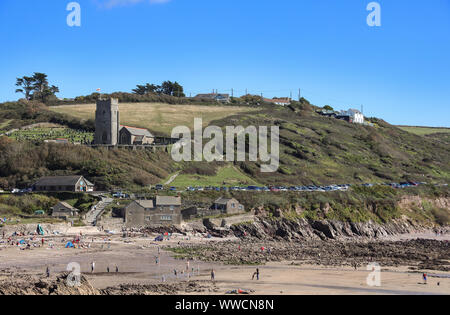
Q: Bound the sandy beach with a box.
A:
[0,227,448,295]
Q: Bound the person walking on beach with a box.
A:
[211,269,215,281]
[46,266,50,278]
[116,265,119,273]
[252,268,260,281]
[423,273,428,285]
[91,261,95,273]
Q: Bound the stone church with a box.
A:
[94,98,154,146]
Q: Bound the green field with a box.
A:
[49,103,257,135]
[165,165,259,188]
[397,126,450,136]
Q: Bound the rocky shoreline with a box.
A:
[166,238,450,272]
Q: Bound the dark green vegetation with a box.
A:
[0,192,97,217]
[0,97,449,192]
[0,101,94,132]
[0,137,176,190]
[15,73,59,103]
[208,101,450,185]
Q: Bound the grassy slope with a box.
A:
[1,100,449,190]
[49,103,258,135]
[397,126,450,136]
[204,105,450,186]
[166,165,259,188]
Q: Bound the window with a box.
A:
[170,206,174,211]
[145,216,151,221]
[161,215,172,221]
[231,203,235,208]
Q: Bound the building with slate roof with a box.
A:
[124,196,182,227]
[32,176,94,192]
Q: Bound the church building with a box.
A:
[94,98,154,146]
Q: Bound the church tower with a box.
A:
[94,98,120,145]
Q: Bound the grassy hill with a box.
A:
[0,99,449,191]
[49,103,257,135]
[397,126,450,136]
[204,103,450,186]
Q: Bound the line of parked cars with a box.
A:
[181,184,352,192]
[153,181,432,193]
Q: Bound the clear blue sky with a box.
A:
[1,0,449,126]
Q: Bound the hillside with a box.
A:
[49,102,257,135]
[204,104,450,185]
[0,99,449,191]
[397,126,450,136]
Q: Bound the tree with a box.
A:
[15,72,59,103]
[132,81,184,97]
[132,85,147,95]
[15,76,35,100]
[323,105,334,111]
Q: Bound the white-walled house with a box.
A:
[339,109,365,124]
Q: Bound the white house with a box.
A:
[340,109,365,124]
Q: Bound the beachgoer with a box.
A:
[46,266,50,278]
[211,269,215,281]
[252,268,260,281]
[91,261,95,273]
[423,273,427,284]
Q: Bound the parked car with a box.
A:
[155,185,164,191]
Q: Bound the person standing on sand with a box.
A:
[91,261,95,273]
[211,269,215,281]
[252,268,260,281]
[423,273,428,284]
[116,265,119,273]
[46,266,50,278]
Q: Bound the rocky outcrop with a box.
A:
[230,217,439,241]
[0,273,98,295]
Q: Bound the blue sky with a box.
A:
[0,0,449,126]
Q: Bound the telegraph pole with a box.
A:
[298,88,301,101]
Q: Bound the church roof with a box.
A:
[120,126,154,137]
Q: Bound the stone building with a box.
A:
[51,202,80,219]
[211,197,245,215]
[94,98,154,146]
[94,98,120,145]
[119,126,154,145]
[124,196,182,227]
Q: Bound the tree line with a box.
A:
[132,81,185,97]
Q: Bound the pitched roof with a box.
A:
[214,197,235,205]
[155,196,181,206]
[55,202,79,212]
[33,176,90,187]
[195,93,230,99]
[135,200,154,209]
[120,126,154,137]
